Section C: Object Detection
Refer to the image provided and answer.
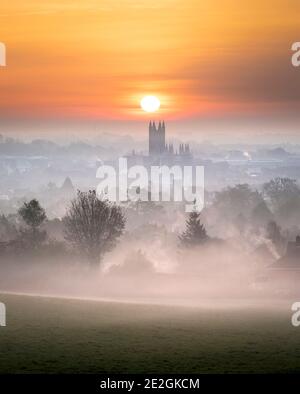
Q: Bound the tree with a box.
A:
[64,190,125,268]
[263,177,299,209]
[213,184,263,218]
[18,199,47,249]
[18,199,46,229]
[179,210,208,247]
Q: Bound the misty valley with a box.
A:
[1,138,300,373]
[2,0,300,383]
[1,131,300,302]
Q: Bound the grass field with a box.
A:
[0,293,300,373]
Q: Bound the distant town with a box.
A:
[1,123,300,218]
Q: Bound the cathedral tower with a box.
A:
[149,121,166,156]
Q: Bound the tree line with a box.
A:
[1,177,300,268]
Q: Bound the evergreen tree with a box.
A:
[179,211,208,247]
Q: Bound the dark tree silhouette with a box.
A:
[179,210,208,247]
[18,199,47,249]
[64,190,125,268]
[18,199,46,229]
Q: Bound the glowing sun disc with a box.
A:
[140,95,160,113]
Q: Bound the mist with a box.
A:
[1,131,300,308]
[0,210,296,307]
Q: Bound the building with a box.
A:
[148,121,191,160]
[108,121,194,171]
[149,121,166,156]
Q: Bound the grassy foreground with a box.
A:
[0,293,300,373]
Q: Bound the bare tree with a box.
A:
[64,190,125,268]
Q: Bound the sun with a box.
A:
[140,95,160,113]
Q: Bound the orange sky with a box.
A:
[0,0,300,133]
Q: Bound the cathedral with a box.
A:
[148,121,190,157]
[149,121,165,156]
